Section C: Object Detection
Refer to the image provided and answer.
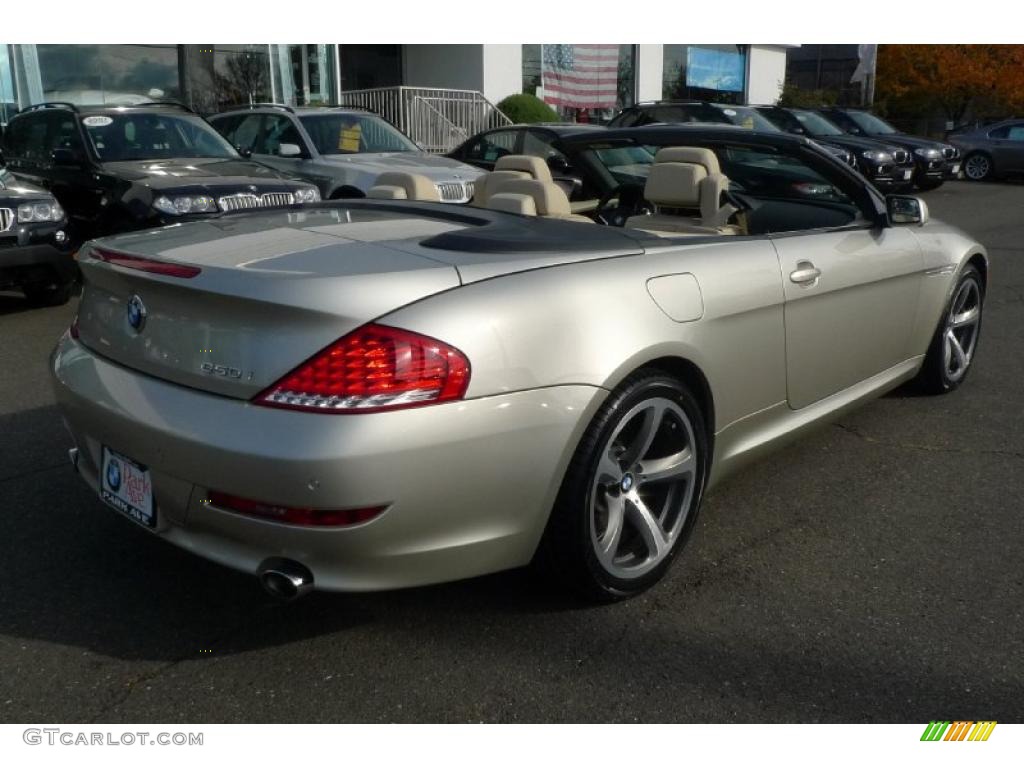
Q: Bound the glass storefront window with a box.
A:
[36,44,181,105]
[522,44,635,122]
[662,44,747,104]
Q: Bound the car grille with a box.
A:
[0,208,12,232]
[218,192,296,212]
[892,150,909,164]
[436,181,473,203]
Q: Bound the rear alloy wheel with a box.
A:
[963,152,994,182]
[914,265,984,394]
[539,371,708,601]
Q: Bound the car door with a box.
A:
[988,123,1024,172]
[1,111,51,189]
[252,114,310,177]
[727,144,925,410]
[45,111,103,226]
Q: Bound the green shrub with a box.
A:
[497,93,560,124]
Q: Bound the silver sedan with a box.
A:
[51,127,987,602]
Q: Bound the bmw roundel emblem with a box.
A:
[106,459,122,491]
[127,295,147,332]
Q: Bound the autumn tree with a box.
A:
[877,45,1024,124]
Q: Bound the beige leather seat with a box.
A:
[486,178,592,222]
[493,154,554,183]
[471,169,531,206]
[471,154,559,207]
[625,147,739,236]
[367,172,441,202]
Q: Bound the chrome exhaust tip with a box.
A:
[68,447,79,473]
[257,557,314,601]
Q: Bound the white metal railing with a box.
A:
[337,86,512,153]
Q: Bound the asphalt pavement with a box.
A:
[1,181,1021,723]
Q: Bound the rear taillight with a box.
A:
[255,323,470,413]
[92,247,201,278]
[207,491,386,527]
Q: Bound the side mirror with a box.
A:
[278,143,302,158]
[236,146,253,159]
[887,195,929,226]
[789,126,806,135]
[547,155,570,173]
[51,148,82,167]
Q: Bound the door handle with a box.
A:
[790,261,821,285]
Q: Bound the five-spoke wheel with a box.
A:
[539,371,707,601]
[915,264,984,393]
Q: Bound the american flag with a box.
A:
[541,44,620,109]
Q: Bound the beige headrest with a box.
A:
[487,192,538,216]
[644,163,706,208]
[372,172,440,202]
[497,178,572,217]
[472,169,531,205]
[494,155,554,183]
[367,185,407,200]
[654,147,721,175]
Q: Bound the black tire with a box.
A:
[22,279,73,307]
[536,369,709,602]
[963,152,994,182]
[915,178,944,192]
[913,265,984,394]
[329,186,365,200]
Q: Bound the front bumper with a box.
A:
[0,221,75,287]
[914,156,946,182]
[859,161,915,190]
[51,335,604,592]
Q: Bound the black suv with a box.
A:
[0,163,75,305]
[0,102,321,245]
[754,105,916,191]
[607,100,859,168]
[817,107,959,190]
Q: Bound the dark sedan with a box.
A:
[0,165,75,305]
[817,107,959,190]
[949,119,1024,181]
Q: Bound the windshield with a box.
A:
[299,113,418,155]
[716,106,780,132]
[83,113,239,162]
[845,111,898,135]
[591,144,657,185]
[791,110,844,136]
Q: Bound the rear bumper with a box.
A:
[51,335,604,592]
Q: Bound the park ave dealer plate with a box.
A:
[100,446,156,528]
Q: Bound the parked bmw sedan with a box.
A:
[817,107,959,190]
[1,103,321,246]
[948,119,1024,181]
[754,105,916,191]
[209,104,484,202]
[51,125,986,602]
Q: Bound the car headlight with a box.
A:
[153,195,218,216]
[293,187,320,204]
[861,150,893,163]
[16,201,64,222]
[914,147,942,159]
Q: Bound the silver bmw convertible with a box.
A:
[51,125,987,602]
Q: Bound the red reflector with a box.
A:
[207,491,386,527]
[92,247,201,278]
[254,323,471,413]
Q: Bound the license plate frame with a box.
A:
[100,446,156,529]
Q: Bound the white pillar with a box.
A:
[635,44,663,103]
[745,45,789,105]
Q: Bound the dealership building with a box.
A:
[1,44,791,150]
